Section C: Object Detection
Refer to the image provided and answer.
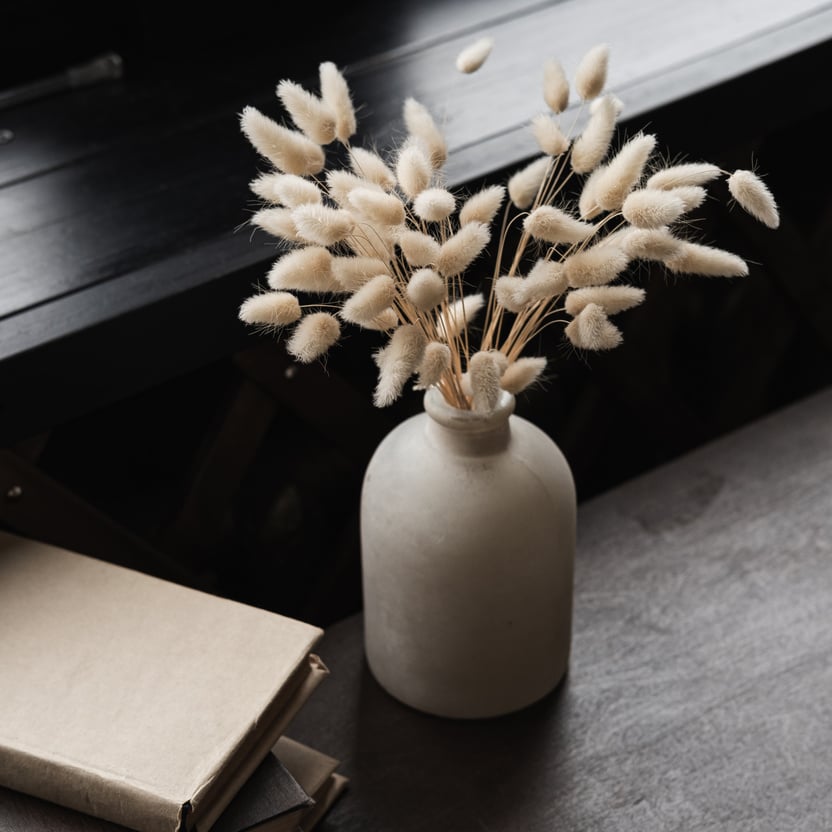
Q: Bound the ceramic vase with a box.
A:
[360,386,576,719]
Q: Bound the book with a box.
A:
[213,737,347,832]
[0,736,347,832]
[266,737,347,832]
[0,531,330,832]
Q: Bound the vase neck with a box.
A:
[423,387,514,456]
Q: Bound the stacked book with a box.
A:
[0,530,347,832]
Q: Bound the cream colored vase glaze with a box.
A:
[360,387,576,719]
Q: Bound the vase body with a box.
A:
[360,387,576,719]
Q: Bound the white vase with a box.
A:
[360,386,576,719]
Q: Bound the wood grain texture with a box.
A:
[286,385,832,831]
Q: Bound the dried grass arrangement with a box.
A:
[237,42,779,412]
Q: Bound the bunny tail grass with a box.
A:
[340,274,398,325]
[276,79,337,145]
[238,291,302,327]
[415,341,452,389]
[403,98,448,168]
[459,185,506,226]
[564,302,622,350]
[469,350,503,412]
[508,156,551,210]
[663,241,749,277]
[524,206,596,245]
[407,268,447,311]
[266,246,340,293]
[239,106,326,176]
[456,36,495,74]
[318,61,356,143]
[564,285,645,316]
[414,188,457,222]
[501,356,547,394]
[373,324,427,407]
[543,58,569,113]
[728,169,780,229]
[436,222,491,277]
[570,95,618,174]
[574,43,609,101]
[286,312,341,362]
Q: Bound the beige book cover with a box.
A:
[0,531,329,832]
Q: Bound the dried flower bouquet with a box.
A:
[237,42,779,412]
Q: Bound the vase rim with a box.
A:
[423,386,515,432]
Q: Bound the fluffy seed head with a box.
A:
[531,114,570,157]
[646,162,721,190]
[728,169,780,229]
[563,241,630,287]
[577,164,606,220]
[527,258,568,296]
[416,342,452,389]
[373,324,427,407]
[501,356,547,394]
[459,185,506,226]
[340,274,397,325]
[348,187,406,226]
[396,140,433,199]
[318,61,356,143]
[349,147,397,190]
[495,263,566,312]
[276,79,336,145]
[413,188,456,222]
[238,291,302,327]
[437,293,485,339]
[364,309,400,331]
[269,174,322,207]
[508,156,551,210]
[286,312,341,362]
[249,173,283,204]
[331,256,390,292]
[266,246,340,293]
[574,43,610,100]
[239,106,326,176]
[436,222,490,277]
[494,276,528,313]
[292,204,356,245]
[543,58,569,113]
[250,207,302,242]
[403,98,448,169]
[406,268,446,311]
[570,95,617,173]
[623,227,682,261]
[524,205,596,244]
[456,36,494,74]
[325,169,382,206]
[564,303,622,350]
[622,189,686,228]
[565,285,645,316]
[398,229,441,266]
[469,350,503,412]
[668,185,708,213]
[593,133,657,210]
[663,241,749,277]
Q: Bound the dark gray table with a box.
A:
[289,384,832,831]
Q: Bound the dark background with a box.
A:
[2,4,831,628]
